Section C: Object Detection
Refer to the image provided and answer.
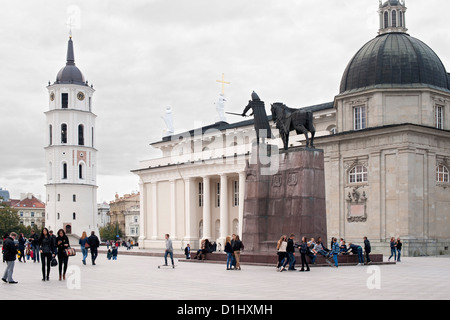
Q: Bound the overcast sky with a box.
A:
[0,0,449,203]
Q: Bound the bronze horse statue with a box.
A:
[271,102,316,150]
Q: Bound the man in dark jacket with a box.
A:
[364,237,371,264]
[87,231,100,265]
[286,234,297,271]
[2,232,18,284]
[28,229,40,263]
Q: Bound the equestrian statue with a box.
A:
[270,102,316,151]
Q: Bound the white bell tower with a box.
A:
[45,35,98,238]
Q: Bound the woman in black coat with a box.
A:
[56,229,70,280]
[39,228,55,281]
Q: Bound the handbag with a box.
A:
[65,247,76,257]
[51,257,58,267]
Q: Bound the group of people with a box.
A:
[2,229,101,284]
[224,234,244,270]
[276,235,373,272]
[388,237,403,262]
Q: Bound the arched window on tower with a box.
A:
[78,124,84,146]
[399,11,403,27]
[79,162,85,180]
[384,11,389,28]
[392,11,397,27]
[62,162,68,180]
[49,125,53,145]
[61,124,67,144]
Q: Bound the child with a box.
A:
[107,249,112,260]
[112,246,118,260]
[185,244,191,260]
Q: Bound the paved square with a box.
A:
[2,252,450,300]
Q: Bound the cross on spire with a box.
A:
[216,73,231,95]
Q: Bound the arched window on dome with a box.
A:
[384,11,389,28]
[392,11,397,27]
[349,165,368,184]
[436,164,449,183]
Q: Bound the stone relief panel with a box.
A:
[345,186,368,223]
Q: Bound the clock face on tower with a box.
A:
[77,91,85,101]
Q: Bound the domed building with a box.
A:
[133,1,449,257]
[319,0,450,256]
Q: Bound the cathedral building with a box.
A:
[133,1,450,256]
[44,36,99,238]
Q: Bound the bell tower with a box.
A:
[45,35,98,237]
[378,0,408,35]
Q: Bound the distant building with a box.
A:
[0,188,10,202]
[97,201,110,228]
[108,192,140,238]
[10,193,46,229]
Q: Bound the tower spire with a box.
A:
[66,36,75,66]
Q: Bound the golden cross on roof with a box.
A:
[216,73,230,95]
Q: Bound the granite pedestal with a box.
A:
[242,146,327,254]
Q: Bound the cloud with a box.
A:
[1,0,449,202]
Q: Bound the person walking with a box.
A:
[87,231,100,265]
[388,237,397,262]
[56,229,70,281]
[164,234,174,268]
[299,237,310,272]
[330,237,340,268]
[276,235,288,272]
[364,237,371,264]
[232,235,242,271]
[396,237,402,262]
[29,230,40,263]
[224,236,234,270]
[2,232,18,284]
[112,245,118,260]
[39,228,55,281]
[79,231,89,265]
[18,233,26,263]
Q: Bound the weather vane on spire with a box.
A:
[66,5,82,39]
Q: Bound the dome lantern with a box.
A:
[378,0,408,35]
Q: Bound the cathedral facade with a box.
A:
[134,1,450,256]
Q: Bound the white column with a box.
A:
[183,178,197,243]
[170,179,177,240]
[151,181,158,240]
[219,174,229,245]
[138,181,146,245]
[238,171,245,240]
[202,176,212,240]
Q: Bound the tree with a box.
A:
[0,203,20,236]
[99,222,123,241]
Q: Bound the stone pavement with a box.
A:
[2,251,450,300]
